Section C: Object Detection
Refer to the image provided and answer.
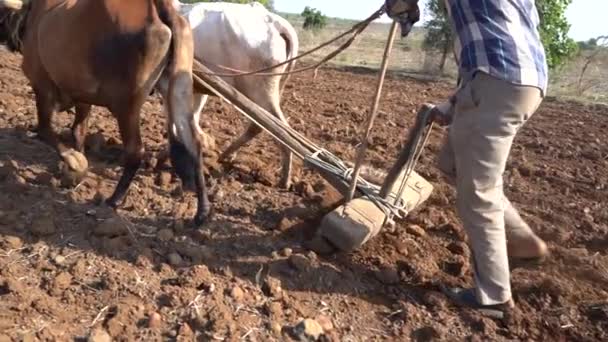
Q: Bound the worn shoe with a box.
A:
[441,286,514,320]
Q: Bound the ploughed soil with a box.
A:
[1,49,607,341]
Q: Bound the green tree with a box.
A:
[181,0,274,11]
[536,0,578,69]
[422,0,452,73]
[301,6,327,31]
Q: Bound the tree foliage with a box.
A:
[181,0,275,11]
[301,6,327,31]
[422,0,451,51]
[536,0,578,69]
[422,0,452,72]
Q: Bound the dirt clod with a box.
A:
[157,172,172,189]
[315,314,334,332]
[406,224,426,237]
[262,277,283,299]
[375,266,400,285]
[148,311,162,329]
[157,228,174,242]
[3,235,23,249]
[30,214,56,236]
[93,217,127,237]
[52,272,72,295]
[230,286,245,302]
[167,253,183,267]
[288,254,311,272]
[290,318,324,341]
[447,241,469,256]
[87,328,111,342]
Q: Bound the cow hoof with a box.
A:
[279,178,292,190]
[194,206,213,227]
[59,149,89,186]
[61,149,89,173]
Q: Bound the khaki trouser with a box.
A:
[438,72,543,305]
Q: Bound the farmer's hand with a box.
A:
[385,0,420,37]
[430,99,454,126]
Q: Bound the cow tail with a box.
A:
[154,0,199,159]
[271,13,299,98]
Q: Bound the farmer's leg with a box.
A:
[450,72,542,305]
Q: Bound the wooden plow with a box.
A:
[190,20,436,253]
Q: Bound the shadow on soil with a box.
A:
[0,126,438,313]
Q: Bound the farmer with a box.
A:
[387,0,550,318]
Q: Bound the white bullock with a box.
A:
[173,1,299,189]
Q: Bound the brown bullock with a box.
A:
[0,0,212,226]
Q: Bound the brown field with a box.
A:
[1,43,608,342]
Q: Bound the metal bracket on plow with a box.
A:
[311,105,436,254]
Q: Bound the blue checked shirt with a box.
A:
[444,0,548,94]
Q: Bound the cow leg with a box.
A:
[71,103,92,152]
[270,105,293,190]
[219,123,262,162]
[105,109,143,208]
[34,89,88,178]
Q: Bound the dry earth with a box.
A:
[0,50,607,341]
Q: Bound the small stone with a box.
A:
[393,240,410,256]
[422,291,446,310]
[22,333,36,342]
[281,248,293,258]
[230,286,245,302]
[275,216,294,231]
[212,189,225,201]
[316,314,334,332]
[262,277,283,299]
[53,255,66,265]
[167,253,183,266]
[178,323,193,337]
[158,172,172,188]
[447,242,468,256]
[192,229,211,243]
[413,325,443,341]
[198,246,214,260]
[291,319,324,341]
[157,228,174,242]
[2,278,24,295]
[30,215,57,236]
[87,328,111,342]
[148,312,162,329]
[375,266,400,285]
[52,272,72,294]
[267,301,283,317]
[271,322,283,335]
[3,235,23,249]
[288,254,311,272]
[93,217,127,237]
[406,224,426,237]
